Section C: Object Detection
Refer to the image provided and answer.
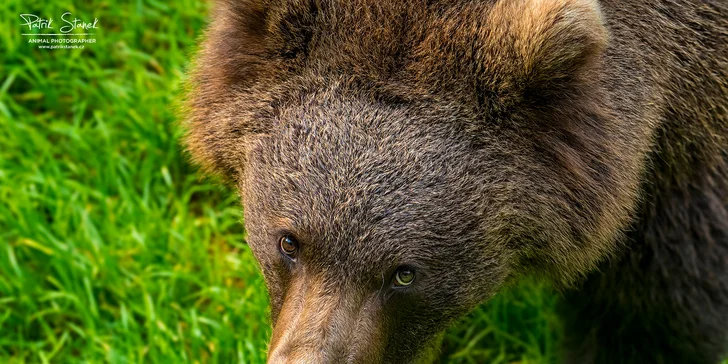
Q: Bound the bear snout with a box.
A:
[267,275,385,363]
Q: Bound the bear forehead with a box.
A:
[240,97,491,259]
[245,112,487,233]
[189,0,608,192]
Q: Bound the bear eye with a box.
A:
[393,267,415,287]
[279,235,299,259]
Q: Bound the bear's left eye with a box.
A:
[393,266,416,287]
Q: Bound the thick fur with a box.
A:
[183,0,728,362]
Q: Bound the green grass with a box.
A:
[0,0,560,362]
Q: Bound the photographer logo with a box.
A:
[20,12,99,50]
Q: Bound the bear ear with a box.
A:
[206,0,319,85]
[183,0,319,179]
[181,0,271,180]
[485,0,608,99]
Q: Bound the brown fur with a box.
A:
[182,0,728,362]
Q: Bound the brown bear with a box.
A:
[182,0,728,362]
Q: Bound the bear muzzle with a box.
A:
[267,274,386,363]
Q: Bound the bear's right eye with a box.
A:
[279,235,299,259]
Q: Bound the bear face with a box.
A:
[184,0,650,361]
[242,91,510,361]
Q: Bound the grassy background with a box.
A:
[0,0,561,362]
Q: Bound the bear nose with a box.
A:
[266,275,384,363]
